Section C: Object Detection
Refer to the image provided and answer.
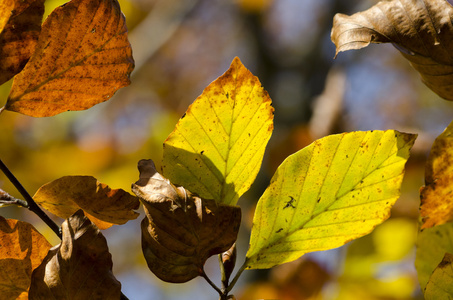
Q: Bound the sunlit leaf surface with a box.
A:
[0,217,51,300]
[29,210,121,299]
[132,159,241,283]
[33,176,139,229]
[163,57,274,205]
[4,0,134,117]
[246,130,416,269]
[420,119,453,229]
[0,0,44,85]
[331,0,453,100]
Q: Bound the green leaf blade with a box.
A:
[246,130,416,269]
[163,57,274,205]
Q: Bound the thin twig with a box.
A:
[0,106,4,115]
[201,268,222,295]
[0,159,61,238]
[226,260,247,293]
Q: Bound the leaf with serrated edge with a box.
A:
[415,222,453,291]
[33,176,139,230]
[29,210,121,299]
[4,0,134,117]
[331,0,453,100]
[246,130,416,269]
[163,57,274,205]
[420,119,453,229]
[0,216,51,300]
[0,0,44,85]
[424,252,453,299]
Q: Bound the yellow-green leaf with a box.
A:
[331,0,453,101]
[246,130,416,269]
[420,119,453,229]
[163,57,274,205]
[415,222,453,291]
[424,252,453,299]
[0,216,52,300]
[33,176,140,229]
[4,0,134,117]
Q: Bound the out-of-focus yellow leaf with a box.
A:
[331,0,453,100]
[4,0,134,117]
[33,176,139,229]
[420,119,453,229]
[163,57,274,205]
[424,253,453,299]
[246,130,416,269]
[29,210,121,299]
[0,216,51,300]
[132,159,241,283]
[0,0,44,85]
[415,222,453,291]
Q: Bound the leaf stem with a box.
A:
[0,106,4,115]
[226,259,248,293]
[201,268,222,295]
[0,159,62,239]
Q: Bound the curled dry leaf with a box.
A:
[132,159,241,283]
[33,176,140,230]
[0,216,51,300]
[5,0,134,117]
[420,120,453,229]
[29,210,121,300]
[331,0,453,100]
[0,0,44,85]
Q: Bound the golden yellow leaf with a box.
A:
[331,0,453,100]
[132,159,241,283]
[4,0,134,117]
[0,0,44,85]
[420,120,453,229]
[163,57,274,205]
[33,176,140,230]
[424,253,453,299]
[0,216,51,300]
[29,210,121,299]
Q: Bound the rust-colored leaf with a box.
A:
[132,159,241,283]
[331,0,453,100]
[29,210,121,299]
[33,176,140,230]
[0,216,52,300]
[0,0,44,85]
[420,120,453,229]
[4,0,134,117]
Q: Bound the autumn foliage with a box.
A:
[1,0,453,299]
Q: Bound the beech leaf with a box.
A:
[4,0,134,117]
[28,210,121,300]
[33,176,140,230]
[0,0,44,85]
[331,0,453,100]
[415,222,453,291]
[0,216,52,300]
[163,57,274,206]
[246,130,416,269]
[424,252,453,299]
[132,159,241,283]
[420,120,453,229]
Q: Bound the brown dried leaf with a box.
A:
[4,0,134,117]
[0,216,52,300]
[132,159,241,283]
[331,0,453,100]
[29,210,121,299]
[0,0,44,85]
[420,120,453,229]
[33,176,140,230]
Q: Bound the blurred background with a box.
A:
[1,0,453,299]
